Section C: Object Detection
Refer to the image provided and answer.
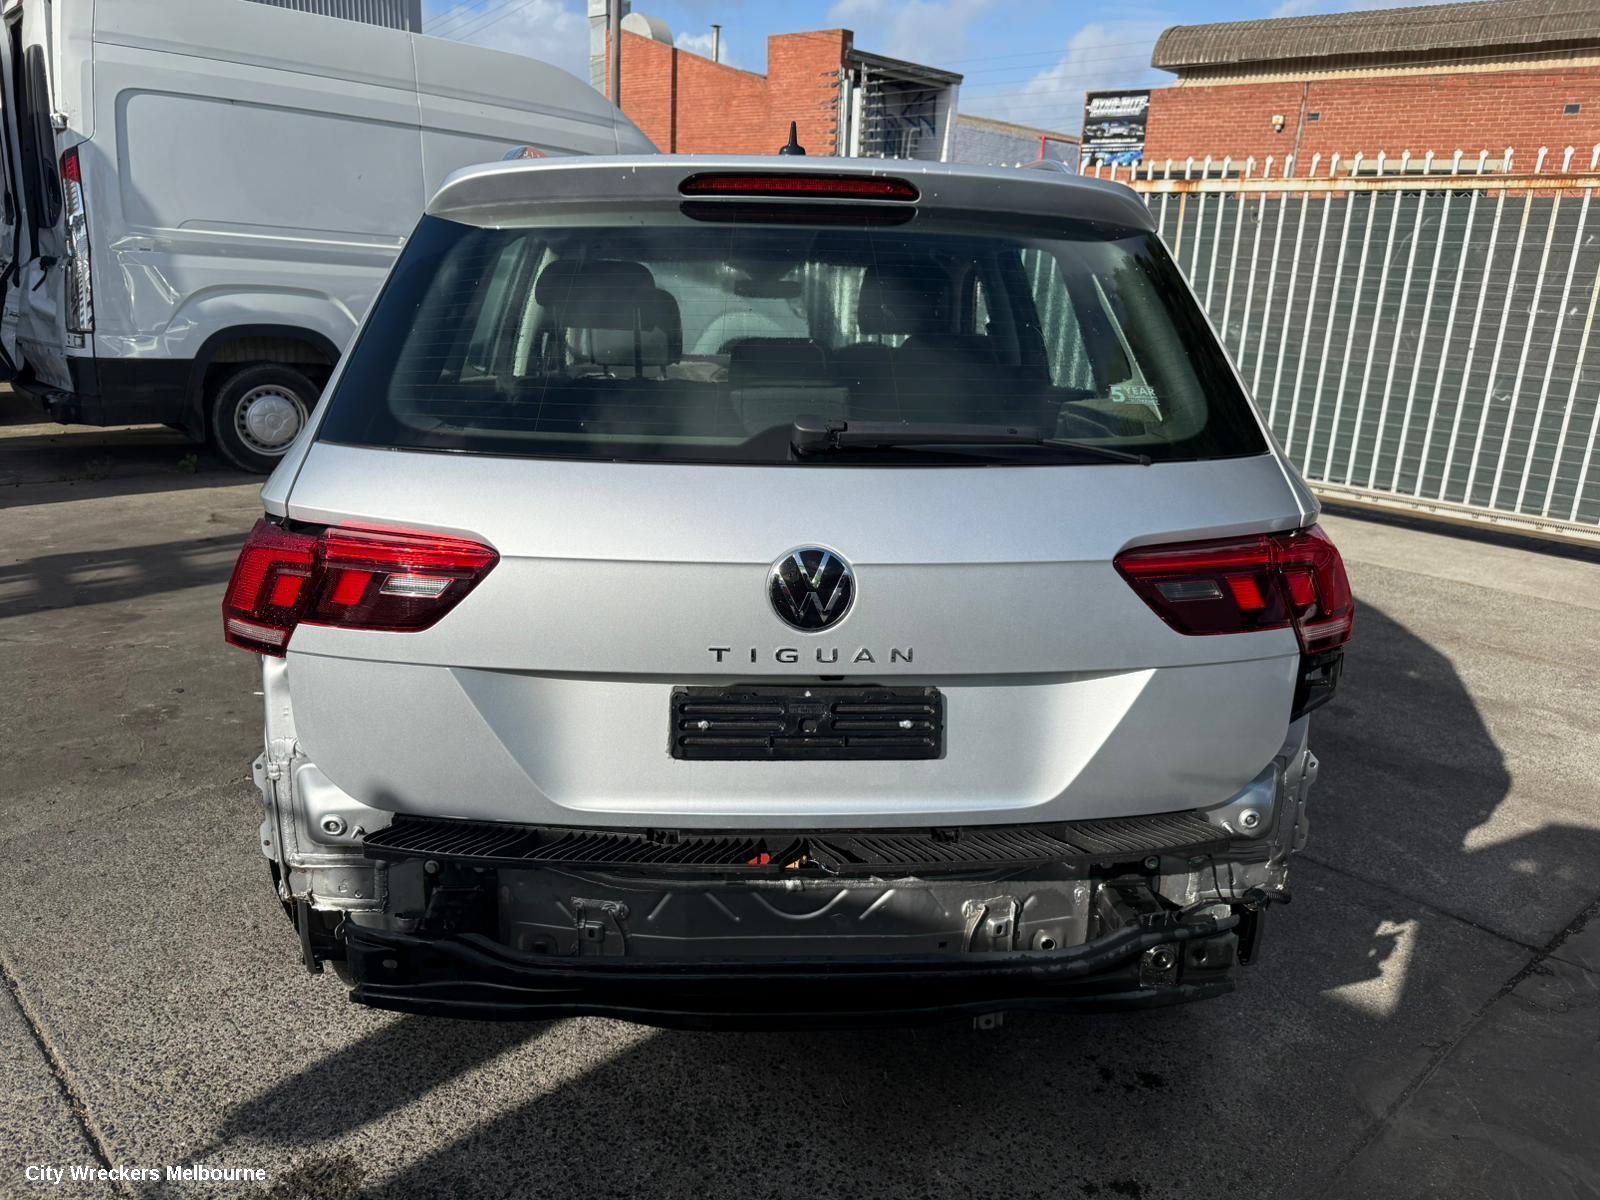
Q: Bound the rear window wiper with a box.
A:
[790,417,1152,465]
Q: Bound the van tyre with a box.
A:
[209,364,316,474]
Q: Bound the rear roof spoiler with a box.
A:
[426,154,1156,232]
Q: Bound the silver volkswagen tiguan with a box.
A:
[227,156,1353,1027]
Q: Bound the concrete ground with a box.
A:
[2,394,1597,1200]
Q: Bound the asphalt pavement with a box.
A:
[2,393,1597,1200]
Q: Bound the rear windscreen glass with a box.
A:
[317,211,1266,465]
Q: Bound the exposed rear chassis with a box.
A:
[343,908,1246,1029]
[310,807,1280,1028]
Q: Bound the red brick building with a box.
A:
[604,14,1076,166]
[1146,0,1600,171]
[614,27,858,156]
[610,22,1073,166]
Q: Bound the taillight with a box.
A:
[222,520,499,655]
[1114,525,1354,653]
[60,147,93,334]
[679,173,919,201]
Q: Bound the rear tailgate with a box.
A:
[278,442,1309,829]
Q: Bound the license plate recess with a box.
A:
[670,685,944,761]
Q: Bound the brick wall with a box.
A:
[612,29,850,156]
[1147,66,1600,171]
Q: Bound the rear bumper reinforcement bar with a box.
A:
[362,809,1233,877]
[343,912,1242,1029]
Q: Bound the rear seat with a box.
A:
[519,259,732,437]
[726,338,847,434]
[835,263,1036,424]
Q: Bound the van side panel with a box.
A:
[116,93,421,239]
[412,36,637,196]
[93,0,419,96]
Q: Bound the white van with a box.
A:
[0,0,654,470]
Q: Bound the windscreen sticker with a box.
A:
[1110,382,1162,417]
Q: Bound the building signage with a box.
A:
[1080,89,1149,170]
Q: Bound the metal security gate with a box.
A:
[1090,148,1600,544]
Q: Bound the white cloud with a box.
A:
[425,0,590,81]
[826,0,999,68]
[961,21,1168,136]
[674,29,735,67]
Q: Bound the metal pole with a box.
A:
[711,23,720,64]
[1321,151,1383,481]
[1549,145,1600,518]
[1466,147,1545,504]
[1414,151,1486,497]
[1174,157,1194,267]
[1251,155,1293,401]
[1235,156,1272,387]
[1204,157,1230,314]
[1437,149,1512,501]
[1267,152,1318,431]
[1189,155,1211,283]
[1284,154,1337,458]
[1388,151,1455,493]
[1518,145,1585,513]
[1344,150,1408,486]
[1301,153,1361,475]
[1365,150,1432,490]
[1221,157,1254,356]
[1156,159,1173,239]
[1491,147,1559,509]
[608,0,622,105]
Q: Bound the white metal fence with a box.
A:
[1089,147,1600,543]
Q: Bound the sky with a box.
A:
[421,0,1454,135]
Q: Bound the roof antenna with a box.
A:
[778,121,806,156]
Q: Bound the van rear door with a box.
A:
[2,1,71,392]
[0,8,28,380]
[0,32,22,380]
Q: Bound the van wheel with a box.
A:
[209,364,316,473]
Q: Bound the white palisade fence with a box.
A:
[1090,147,1600,544]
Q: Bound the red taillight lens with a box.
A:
[223,521,317,653]
[679,173,919,201]
[222,520,499,656]
[1275,525,1355,653]
[1114,525,1354,653]
[310,525,499,632]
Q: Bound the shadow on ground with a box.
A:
[196,599,1598,1200]
[0,388,250,497]
[0,535,244,618]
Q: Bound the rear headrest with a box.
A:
[535,258,657,330]
[727,338,829,384]
[581,288,682,371]
[584,325,671,370]
[857,262,949,336]
[652,287,683,363]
